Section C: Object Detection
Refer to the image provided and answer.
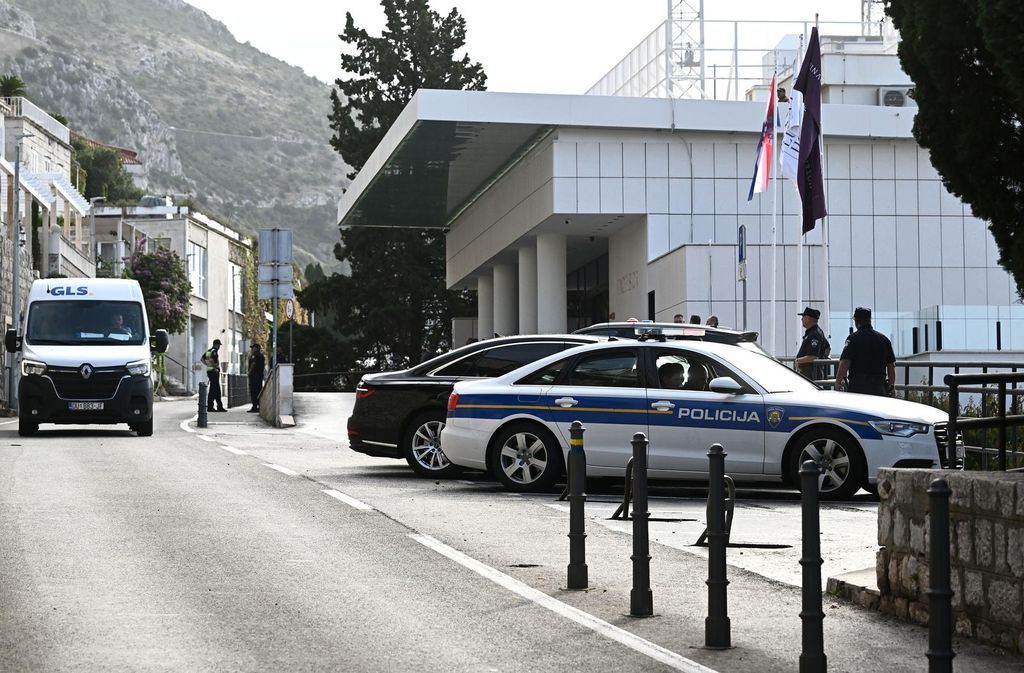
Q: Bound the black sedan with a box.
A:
[347,335,601,477]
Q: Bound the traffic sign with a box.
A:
[738,224,747,263]
[285,299,295,320]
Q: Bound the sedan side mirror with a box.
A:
[151,329,169,354]
[5,329,21,353]
[708,376,743,394]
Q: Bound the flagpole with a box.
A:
[795,32,805,357]
[770,51,779,357]
[817,16,831,345]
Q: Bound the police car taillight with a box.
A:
[447,392,459,412]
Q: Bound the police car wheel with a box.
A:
[403,411,461,478]
[491,422,563,493]
[790,428,866,501]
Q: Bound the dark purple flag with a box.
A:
[794,27,827,233]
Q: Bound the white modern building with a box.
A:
[336,16,1020,358]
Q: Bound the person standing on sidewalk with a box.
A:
[201,339,227,412]
[794,307,830,381]
[247,343,266,412]
[834,307,896,396]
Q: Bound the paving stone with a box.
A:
[987,578,1022,624]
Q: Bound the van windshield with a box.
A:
[27,301,146,346]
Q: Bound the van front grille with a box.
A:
[46,367,126,400]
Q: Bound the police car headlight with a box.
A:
[869,420,930,437]
[21,360,46,376]
[126,360,151,376]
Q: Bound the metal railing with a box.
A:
[796,357,1024,471]
[1,97,70,144]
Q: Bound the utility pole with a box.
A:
[9,134,33,413]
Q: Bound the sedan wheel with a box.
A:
[403,412,461,478]
[492,423,563,492]
[793,428,865,501]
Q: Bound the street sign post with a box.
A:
[285,300,295,364]
[259,228,293,366]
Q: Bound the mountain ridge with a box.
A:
[0,0,349,269]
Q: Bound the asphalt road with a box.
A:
[1,396,1019,672]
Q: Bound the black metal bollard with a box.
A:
[197,381,208,428]
[799,460,827,673]
[927,478,955,672]
[630,432,653,617]
[705,443,731,648]
[566,421,588,590]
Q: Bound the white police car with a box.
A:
[440,339,949,499]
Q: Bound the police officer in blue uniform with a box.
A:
[794,307,830,380]
[835,307,896,396]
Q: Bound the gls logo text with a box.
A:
[47,286,90,296]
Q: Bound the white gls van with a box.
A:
[5,279,169,437]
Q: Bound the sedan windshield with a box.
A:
[27,301,146,346]
[717,347,819,393]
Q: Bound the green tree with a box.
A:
[71,138,143,204]
[0,74,26,97]
[886,0,1024,295]
[126,246,191,335]
[316,0,485,368]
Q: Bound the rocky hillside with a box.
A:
[0,0,348,268]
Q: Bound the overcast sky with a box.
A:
[183,1,868,93]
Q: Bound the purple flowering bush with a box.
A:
[126,246,191,335]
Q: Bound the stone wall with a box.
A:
[876,468,1024,652]
[0,233,37,406]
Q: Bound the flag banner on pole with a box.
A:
[794,27,827,233]
[747,73,776,201]
[779,74,802,184]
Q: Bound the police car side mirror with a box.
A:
[708,377,743,394]
[5,329,21,353]
[151,329,169,354]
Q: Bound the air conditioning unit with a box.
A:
[878,87,911,107]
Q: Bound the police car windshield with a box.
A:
[26,301,146,346]
[721,348,818,393]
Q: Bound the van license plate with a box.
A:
[69,402,104,411]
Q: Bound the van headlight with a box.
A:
[21,360,46,376]
[126,360,151,376]
[869,420,930,437]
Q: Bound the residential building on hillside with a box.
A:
[93,205,252,394]
[336,18,1020,359]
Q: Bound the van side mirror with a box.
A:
[5,329,20,353]
[151,329,169,354]
[708,376,743,394]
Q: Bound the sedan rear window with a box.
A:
[433,342,571,378]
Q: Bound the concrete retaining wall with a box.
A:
[875,468,1024,652]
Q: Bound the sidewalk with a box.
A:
[170,394,1020,672]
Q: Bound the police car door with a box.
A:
[645,348,765,476]
[544,346,647,471]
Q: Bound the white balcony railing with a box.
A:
[1,97,70,144]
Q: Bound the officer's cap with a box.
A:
[797,307,820,319]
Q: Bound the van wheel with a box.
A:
[134,420,153,437]
[18,418,38,437]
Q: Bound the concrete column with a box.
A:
[492,263,517,336]
[477,272,494,341]
[536,233,567,334]
[63,199,70,238]
[518,245,538,334]
[41,202,55,278]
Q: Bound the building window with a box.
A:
[188,241,208,298]
[229,263,243,314]
[146,237,172,253]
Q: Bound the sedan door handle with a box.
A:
[554,397,578,408]
[651,400,676,411]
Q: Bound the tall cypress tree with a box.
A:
[886,0,1024,296]
[309,0,485,369]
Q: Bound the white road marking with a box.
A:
[263,463,299,476]
[179,415,197,433]
[0,419,18,426]
[196,435,215,442]
[410,533,719,673]
[321,489,374,511]
[220,445,247,455]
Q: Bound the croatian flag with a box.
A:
[747,73,776,201]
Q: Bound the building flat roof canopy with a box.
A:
[337,89,915,231]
